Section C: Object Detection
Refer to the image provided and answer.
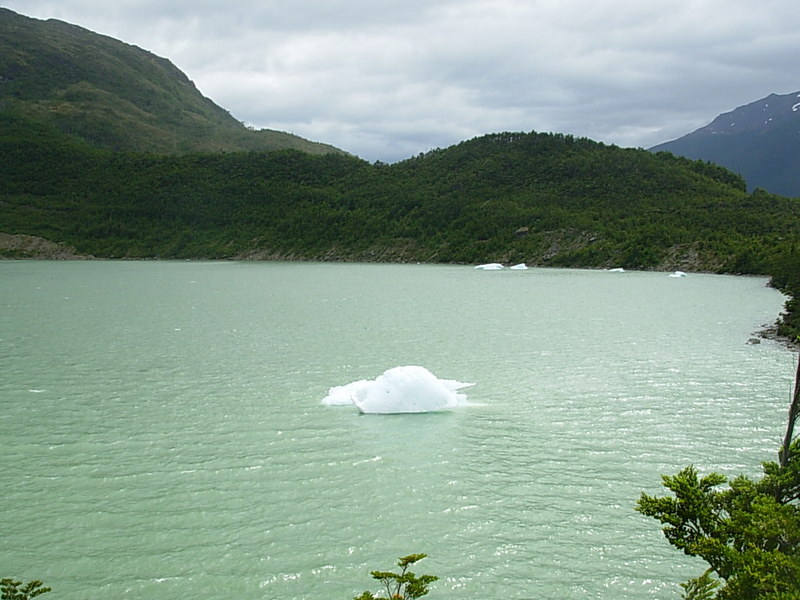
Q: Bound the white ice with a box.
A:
[607,267,626,272]
[510,263,528,270]
[474,263,504,270]
[322,365,474,414]
[669,271,687,278]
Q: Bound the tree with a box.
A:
[353,554,438,600]
[0,579,51,600]
[636,356,800,599]
[779,353,800,469]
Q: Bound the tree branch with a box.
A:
[779,353,800,468]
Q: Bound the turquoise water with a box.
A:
[0,261,793,599]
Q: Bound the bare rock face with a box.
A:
[0,233,93,259]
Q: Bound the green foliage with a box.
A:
[637,457,800,599]
[637,360,800,600]
[5,126,798,267]
[354,554,438,600]
[681,571,721,600]
[0,579,51,600]
[768,248,800,341]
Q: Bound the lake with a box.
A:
[0,261,794,599]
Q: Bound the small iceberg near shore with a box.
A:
[669,271,688,278]
[322,365,474,414]
[474,262,529,270]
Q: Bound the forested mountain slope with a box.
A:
[2,119,797,270]
[0,8,345,155]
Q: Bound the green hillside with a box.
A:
[3,118,799,297]
[0,8,345,155]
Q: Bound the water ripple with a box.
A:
[0,262,791,600]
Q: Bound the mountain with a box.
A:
[0,8,346,155]
[2,121,793,269]
[650,90,800,197]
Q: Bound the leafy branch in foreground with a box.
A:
[680,570,720,600]
[636,355,800,599]
[354,554,438,600]
[0,579,51,600]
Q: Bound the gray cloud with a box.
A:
[5,0,799,162]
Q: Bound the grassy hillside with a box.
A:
[0,8,346,155]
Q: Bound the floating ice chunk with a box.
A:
[322,366,474,414]
[321,379,372,405]
[669,271,687,278]
[607,267,625,272]
[474,263,504,270]
[510,263,528,270]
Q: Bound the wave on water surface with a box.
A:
[322,365,474,414]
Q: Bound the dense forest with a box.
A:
[2,112,800,340]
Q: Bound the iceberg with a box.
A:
[510,263,528,270]
[474,263,504,270]
[669,271,687,278]
[322,366,474,414]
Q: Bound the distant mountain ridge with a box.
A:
[650,90,800,197]
[0,7,346,155]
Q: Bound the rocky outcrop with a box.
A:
[0,233,93,259]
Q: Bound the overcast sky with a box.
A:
[4,1,799,162]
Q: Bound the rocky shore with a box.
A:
[0,233,93,260]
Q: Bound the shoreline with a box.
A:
[3,232,795,348]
